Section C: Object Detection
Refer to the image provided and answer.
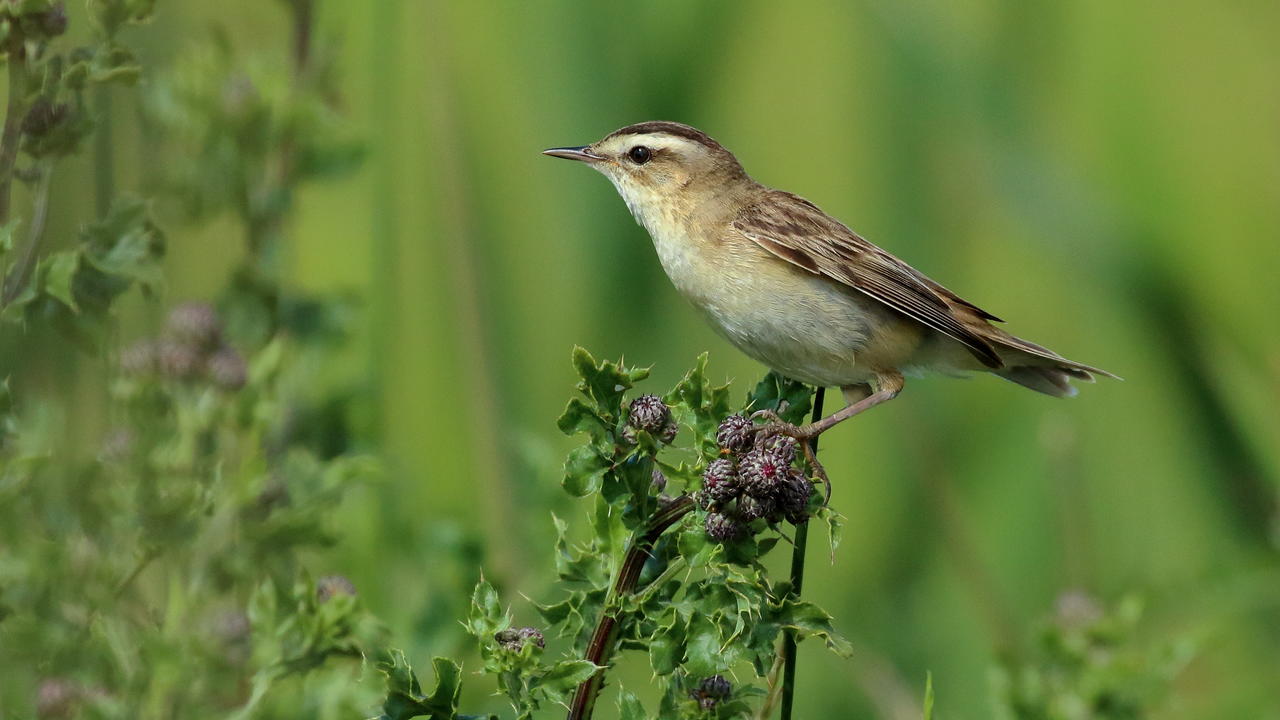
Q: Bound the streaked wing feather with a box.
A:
[733,191,1003,368]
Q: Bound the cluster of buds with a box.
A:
[689,674,732,711]
[119,302,248,391]
[698,415,815,542]
[494,626,545,653]
[622,394,678,445]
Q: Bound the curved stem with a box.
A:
[780,387,825,720]
[566,494,696,720]
[0,43,28,225]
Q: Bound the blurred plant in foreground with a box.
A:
[991,592,1193,720]
[0,1,392,717]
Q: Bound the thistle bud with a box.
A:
[166,302,223,351]
[157,340,200,380]
[690,674,732,711]
[754,432,798,465]
[738,447,790,497]
[627,394,671,434]
[699,458,740,506]
[704,512,743,543]
[737,493,776,523]
[207,347,248,391]
[715,414,753,453]
[495,626,545,652]
[316,575,357,603]
[780,470,814,525]
[119,339,158,375]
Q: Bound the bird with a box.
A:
[543,121,1116,441]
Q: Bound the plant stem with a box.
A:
[0,42,29,225]
[567,494,696,720]
[780,386,825,720]
[1,161,50,306]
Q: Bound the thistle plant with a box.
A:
[376,350,850,720]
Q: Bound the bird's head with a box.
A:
[543,121,748,225]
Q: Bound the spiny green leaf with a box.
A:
[534,659,600,696]
[618,689,646,720]
[570,346,648,417]
[467,578,507,638]
[376,651,486,720]
[773,597,852,658]
[747,371,813,424]
[563,445,609,497]
[557,397,610,439]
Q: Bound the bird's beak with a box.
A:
[542,145,603,163]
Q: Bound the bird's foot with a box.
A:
[748,411,831,508]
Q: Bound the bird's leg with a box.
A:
[751,375,904,501]
[757,374,902,441]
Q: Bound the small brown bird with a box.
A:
[544,121,1115,440]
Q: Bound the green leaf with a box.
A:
[773,597,852,658]
[41,252,80,312]
[467,578,508,638]
[570,346,648,417]
[535,659,600,696]
[563,445,608,497]
[557,397,609,439]
[648,616,685,675]
[618,690,646,720]
[747,371,813,424]
[376,651,486,720]
[684,614,722,677]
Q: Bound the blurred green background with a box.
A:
[6,0,1280,717]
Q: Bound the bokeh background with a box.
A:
[6,0,1279,717]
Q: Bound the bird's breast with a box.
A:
[644,219,918,386]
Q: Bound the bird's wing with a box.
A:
[732,190,1004,368]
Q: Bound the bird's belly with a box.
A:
[657,240,920,387]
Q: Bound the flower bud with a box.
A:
[715,414,753,453]
[737,493,776,523]
[119,339,158,375]
[780,470,814,525]
[495,626,545,652]
[690,674,732,711]
[704,512,743,543]
[157,339,200,380]
[627,394,671,434]
[36,679,77,719]
[699,458,740,507]
[166,301,223,351]
[316,575,357,603]
[651,467,667,492]
[754,432,798,465]
[21,97,69,137]
[738,447,790,497]
[207,347,248,391]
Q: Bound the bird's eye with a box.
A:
[627,145,652,164]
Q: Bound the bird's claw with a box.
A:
[749,415,832,508]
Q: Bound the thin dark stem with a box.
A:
[780,386,825,720]
[0,43,29,224]
[567,494,696,720]
[1,162,50,306]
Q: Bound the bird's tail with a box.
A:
[988,332,1119,398]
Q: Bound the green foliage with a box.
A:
[0,0,165,338]
[0,3,401,717]
[991,593,1193,720]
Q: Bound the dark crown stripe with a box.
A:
[605,121,726,153]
